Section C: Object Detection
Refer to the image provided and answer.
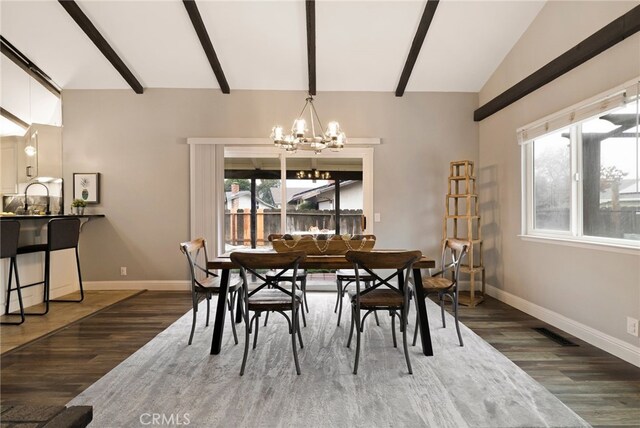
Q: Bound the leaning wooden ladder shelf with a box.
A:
[443,160,486,307]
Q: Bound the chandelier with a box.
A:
[270,94,346,153]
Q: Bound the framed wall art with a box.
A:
[73,173,100,203]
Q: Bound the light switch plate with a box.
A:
[374,213,381,222]
[627,317,639,337]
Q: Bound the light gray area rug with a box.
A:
[69,294,589,428]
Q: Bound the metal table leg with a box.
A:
[412,267,433,356]
[210,269,230,355]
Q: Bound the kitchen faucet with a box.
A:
[24,182,50,215]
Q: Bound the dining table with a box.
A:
[207,253,436,356]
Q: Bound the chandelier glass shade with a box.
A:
[271,95,346,153]
[24,131,37,157]
[296,169,331,180]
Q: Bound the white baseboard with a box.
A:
[486,284,640,368]
[84,281,190,291]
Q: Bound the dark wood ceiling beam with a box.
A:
[395,0,439,97]
[58,0,144,94]
[474,5,640,122]
[0,36,61,97]
[183,0,230,94]
[0,107,29,130]
[306,0,316,96]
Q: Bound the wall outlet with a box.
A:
[627,317,639,337]
[120,267,127,276]
[374,213,381,222]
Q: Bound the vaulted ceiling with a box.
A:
[1,0,545,94]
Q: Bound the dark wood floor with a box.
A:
[1,291,639,427]
[0,291,193,407]
[458,298,640,428]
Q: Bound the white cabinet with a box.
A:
[1,138,19,194]
[17,124,62,183]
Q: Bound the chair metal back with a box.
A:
[231,251,306,307]
[437,238,470,286]
[1,220,20,259]
[345,250,422,307]
[180,238,214,290]
[48,218,81,251]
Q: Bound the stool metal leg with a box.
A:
[20,253,50,316]
[50,247,84,302]
[1,258,25,325]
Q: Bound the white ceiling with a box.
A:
[0,0,545,93]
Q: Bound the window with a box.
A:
[285,157,364,236]
[224,156,281,252]
[532,128,572,231]
[522,80,640,247]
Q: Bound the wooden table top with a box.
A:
[208,252,435,270]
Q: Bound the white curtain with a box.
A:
[189,143,225,257]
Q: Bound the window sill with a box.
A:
[519,235,640,255]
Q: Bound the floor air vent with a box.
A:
[533,327,578,346]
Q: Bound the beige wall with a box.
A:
[479,1,640,350]
[62,90,478,281]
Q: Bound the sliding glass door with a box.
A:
[223,148,372,252]
[285,157,363,236]
[224,156,281,252]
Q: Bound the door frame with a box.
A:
[188,138,378,257]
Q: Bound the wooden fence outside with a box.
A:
[225,208,364,247]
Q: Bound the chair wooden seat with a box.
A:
[266,269,309,315]
[195,275,242,292]
[336,269,373,279]
[421,277,453,290]
[348,289,403,308]
[266,269,307,279]
[248,289,303,311]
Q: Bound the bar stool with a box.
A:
[1,220,25,325]
[335,269,379,327]
[14,217,84,315]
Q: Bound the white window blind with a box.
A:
[518,80,638,145]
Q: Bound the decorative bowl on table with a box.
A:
[270,234,376,255]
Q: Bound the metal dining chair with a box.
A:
[231,250,306,376]
[334,269,379,327]
[345,250,422,375]
[265,268,308,327]
[1,220,25,325]
[412,238,469,347]
[180,238,242,346]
